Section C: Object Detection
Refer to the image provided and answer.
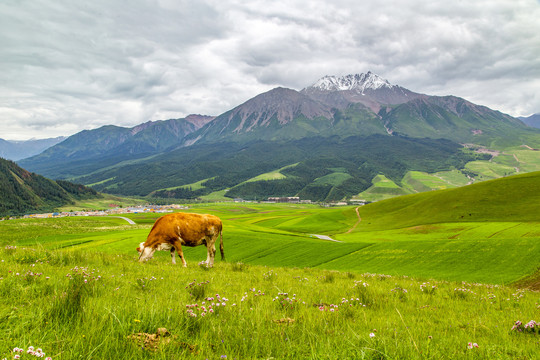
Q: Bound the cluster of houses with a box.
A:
[232,196,367,206]
[22,204,187,219]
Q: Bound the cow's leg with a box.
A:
[172,239,187,267]
[170,247,176,265]
[206,235,217,268]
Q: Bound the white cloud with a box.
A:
[1,0,539,139]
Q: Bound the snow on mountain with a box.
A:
[309,72,394,93]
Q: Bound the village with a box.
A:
[1,198,367,222]
[20,204,187,220]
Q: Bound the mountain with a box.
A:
[380,96,531,147]
[0,136,65,161]
[301,72,426,112]
[18,114,214,177]
[184,72,535,147]
[519,113,540,129]
[191,87,337,143]
[0,157,101,216]
[16,72,540,202]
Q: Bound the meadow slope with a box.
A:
[1,172,540,359]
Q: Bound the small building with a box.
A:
[267,197,300,203]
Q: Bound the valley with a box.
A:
[3,170,540,286]
[1,170,539,359]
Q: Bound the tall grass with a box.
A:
[1,246,538,359]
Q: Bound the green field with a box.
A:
[56,194,147,212]
[1,172,540,358]
[242,163,298,183]
[349,146,540,203]
[1,235,538,359]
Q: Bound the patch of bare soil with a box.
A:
[273,317,296,325]
[512,269,540,291]
[127,328,197,353]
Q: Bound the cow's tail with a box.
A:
[219,228,225,261]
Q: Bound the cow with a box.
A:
[137,212,224,267]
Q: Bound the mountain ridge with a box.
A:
[519,113,540,129]
[0,136,66,161]
[16,72,540,202]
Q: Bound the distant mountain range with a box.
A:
[17,72,540,202]
[519,113,540,129]
[0,157,100,216]
[0,137,65,161]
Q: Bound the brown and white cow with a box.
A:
[137,212,224,267]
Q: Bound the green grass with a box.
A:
[465,161,516,180]
[157,177,215,192]
[358,146,540,202]
[356,175,411,202]
[2,172,540,358]
[313,172,352,186]
[199,189,231,201]
[242,163,298,184]
[433,170,471,187]
[354,171,540,231]
[1,247,539,359]
[402,171,451,192]
[56,194,147,212]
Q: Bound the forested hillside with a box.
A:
[0,158,100,216]
[79,135,487,202]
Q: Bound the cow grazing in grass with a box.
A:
[137,212,224,267]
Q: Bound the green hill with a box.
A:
[354,170,540,231]
[0,157,101,216]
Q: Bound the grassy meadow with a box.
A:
[1,171,540,358]
[1,247,539,359]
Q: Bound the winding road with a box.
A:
[311,206,362,242]
[110,216,136,225]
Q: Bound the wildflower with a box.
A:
[369,333,376,338]
[467,342,479,349]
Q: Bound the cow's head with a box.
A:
[137,242,155,262]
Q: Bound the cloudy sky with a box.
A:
[1,0,539,140]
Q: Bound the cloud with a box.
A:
[1,0,539,139]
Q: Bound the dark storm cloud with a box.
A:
[1,0,539,139]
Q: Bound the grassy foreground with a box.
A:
[1,246,539,359]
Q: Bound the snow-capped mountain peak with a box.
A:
[309,72,394,93]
